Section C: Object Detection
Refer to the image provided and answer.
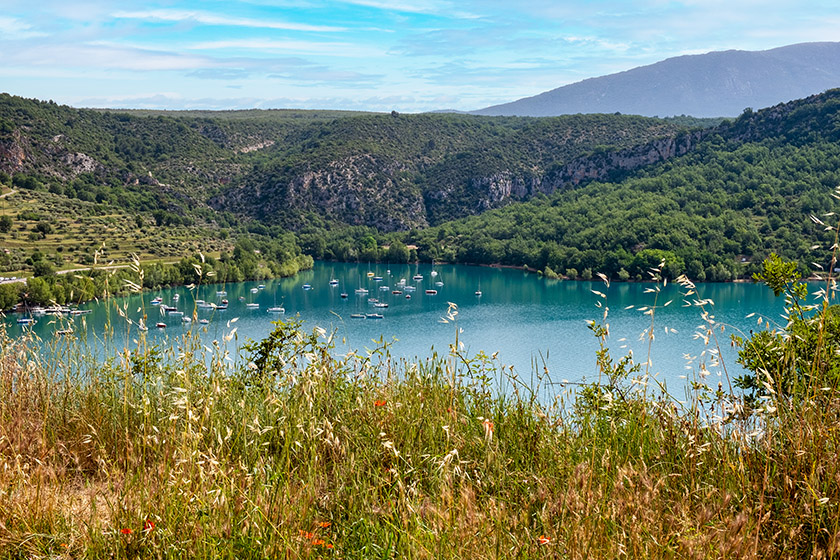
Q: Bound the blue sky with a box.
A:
[1,0,839,112]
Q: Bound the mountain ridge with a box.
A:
[473,42,840,118]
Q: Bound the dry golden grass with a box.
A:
[1,272,840,558]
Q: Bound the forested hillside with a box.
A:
[1,93,691,232]
[215,112,689,230]
[4,90,840,283]
[393,90,840,281]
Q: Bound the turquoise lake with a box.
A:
[3,262,791,394]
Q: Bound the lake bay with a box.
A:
[4,262,789,393]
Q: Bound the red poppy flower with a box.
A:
[144,519,155,532]
[374,400,387,407]
[318,521,332,528]
[120,528,133,535]
[538,535,550,545]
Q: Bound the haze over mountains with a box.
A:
[473,42,840,118]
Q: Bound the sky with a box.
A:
[1,0,839,113]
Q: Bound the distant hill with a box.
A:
[473,42,840,118]
[0,94,688,234]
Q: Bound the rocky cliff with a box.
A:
[218,128,709,231]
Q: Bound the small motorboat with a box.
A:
[425,289,438,295]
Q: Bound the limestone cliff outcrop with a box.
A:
[221,129,709,232]
[0,130,27,174]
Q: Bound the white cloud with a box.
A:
[0,15,47,39]
[112,9,345,32]
[188,39,383,57]
[4,43,212,71]
[335,0,480,18]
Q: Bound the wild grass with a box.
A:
[1,265,840,559]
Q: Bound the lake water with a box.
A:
[3,262,791,394]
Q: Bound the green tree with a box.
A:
[34,221,53,238]
[0,283,21,310]
[386,240,410,263]
[735,254,840,405]
[32,260,55,277]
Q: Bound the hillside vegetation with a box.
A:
[382,90,840,281]
[4,90,840,286]
[1,93,689,232]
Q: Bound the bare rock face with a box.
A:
[420,130,707,226]
[542,131,705,189]
[223,154,430,231]
[220,126,712,232]
[0,130,27,173]
[63,152,101,175]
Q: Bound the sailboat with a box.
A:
[355,273,369,294]
[267,294,285,314]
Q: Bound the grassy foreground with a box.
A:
[1,276,840,559]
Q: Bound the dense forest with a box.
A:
[304,91,840,281]
[1,93,693,231]
[3,90,840,295]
